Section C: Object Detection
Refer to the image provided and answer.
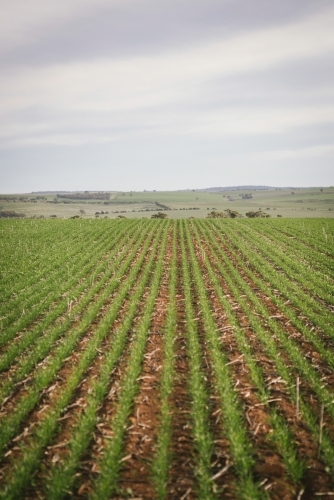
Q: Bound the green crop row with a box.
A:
[0,220,137,346]
[245,220,334,277]
[206,223,334,373]
[183,222,265,499]
[196,220,334,473]
[0,221,130,331]
[44,223,169,500]
[0,221,145,401]
[236,221,333,303]
[91,222,170,499]
[0,222,158,461]
[180,222,216,499]
[0,218,332,499]
[232,221,332,306]
[0,222,169,499]
[151,223,177,499]
[0,220,106,304]
[268,219,334,257]
[215,221,333,339]
[193,221,306,484]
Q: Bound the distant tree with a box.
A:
[246,210,270,218]
[0,210,25,218]
[320,188,323,192]
[206,211,226,218]
[151,212,168,219]
[225,209,242,218]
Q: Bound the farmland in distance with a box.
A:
[0,218,333,499]
[1,186,334,219]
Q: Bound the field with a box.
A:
[1,187,334,219]
[0,218,333,499]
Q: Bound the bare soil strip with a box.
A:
[165,230,196,500]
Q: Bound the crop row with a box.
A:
[193,221,334,468]
[0,218,333,499]
[236,220,333,303]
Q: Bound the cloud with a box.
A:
[0,0,114,53]
[1,4,334,149]
[0,1,333,190]
[1,0,332,66]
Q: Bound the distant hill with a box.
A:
[196,186,296,192]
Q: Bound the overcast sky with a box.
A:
[1,0,333,193]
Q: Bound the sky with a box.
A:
[0,0,333,193]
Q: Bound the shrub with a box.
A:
[151,212,168,219]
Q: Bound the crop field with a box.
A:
[0,218,333,499]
